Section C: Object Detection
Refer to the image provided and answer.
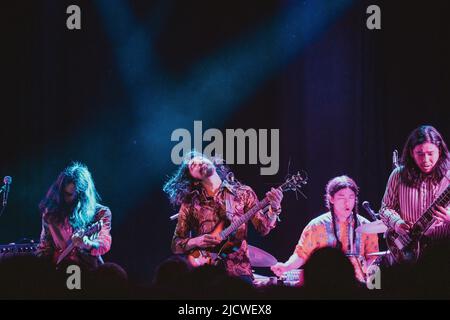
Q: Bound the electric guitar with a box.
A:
[55,221,102,266]
[187,172,307,267]
[386,184,450,264]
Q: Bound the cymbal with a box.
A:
[248,245,277,267]
[355,220,387,234]
[252,273,270,280]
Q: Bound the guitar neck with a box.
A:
[56,241,75,265]
[220,198,270,238]
[217,173,306,240]
[413,185,450,236]
[56,222,100,265]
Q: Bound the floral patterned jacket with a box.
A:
[172,180,278,277]
[36,204,112,269]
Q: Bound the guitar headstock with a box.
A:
[281,171,308,194]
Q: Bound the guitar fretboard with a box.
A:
[220,198,271,239]
[412,185,450,237]
[219,178,295,239]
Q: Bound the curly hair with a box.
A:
[163,151,235,206]
[39,162,100,229]
[400,125,449,187]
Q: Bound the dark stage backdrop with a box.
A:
[1,0,448,284]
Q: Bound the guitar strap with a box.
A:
[224,186,242,241]
[224,189,235,222]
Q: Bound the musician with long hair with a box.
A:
[271,175,379,283]
[36,162,112,269]
[163,151,283,282]
[380,125,450,243]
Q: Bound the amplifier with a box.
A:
[0,242,39,255]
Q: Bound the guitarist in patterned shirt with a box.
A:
[163,151,283,283]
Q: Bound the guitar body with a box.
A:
[385,184,450,265]
[53,244,77,266]
[53,252,78,270]
[187,221,240,267]
[54,221,102,268]
[385,229,421,264]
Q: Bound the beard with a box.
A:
[200,163,215,179]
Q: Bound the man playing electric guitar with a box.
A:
[36,162,112,270]
[164,151,283,283]
[380,125,450,263]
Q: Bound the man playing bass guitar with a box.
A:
[380,125,450,263]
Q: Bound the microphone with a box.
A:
[2,176,12,207]
[362,201,378,221]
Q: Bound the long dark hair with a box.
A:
[163,151,235,206]
[400,125,449,187]
[324,175,359,250]
[39,162,100,229]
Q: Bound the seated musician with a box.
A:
[271,175,379,283]
[163,151,283,283]
[35,162,112,270]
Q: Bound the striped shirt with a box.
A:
[380,167,450,240]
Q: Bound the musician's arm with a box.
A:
[271,225,312,275]
[89,207,112,256]
[379,168,403,229]
[171,203,194,254]
[35,212,55,258]
[293,224,318,263]
[246,187,279,236]
[363,233,380,267]
[282,253,305,270]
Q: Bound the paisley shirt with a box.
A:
[36,204,112,269]
[172,180,278,277]
[294,212,379,282]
